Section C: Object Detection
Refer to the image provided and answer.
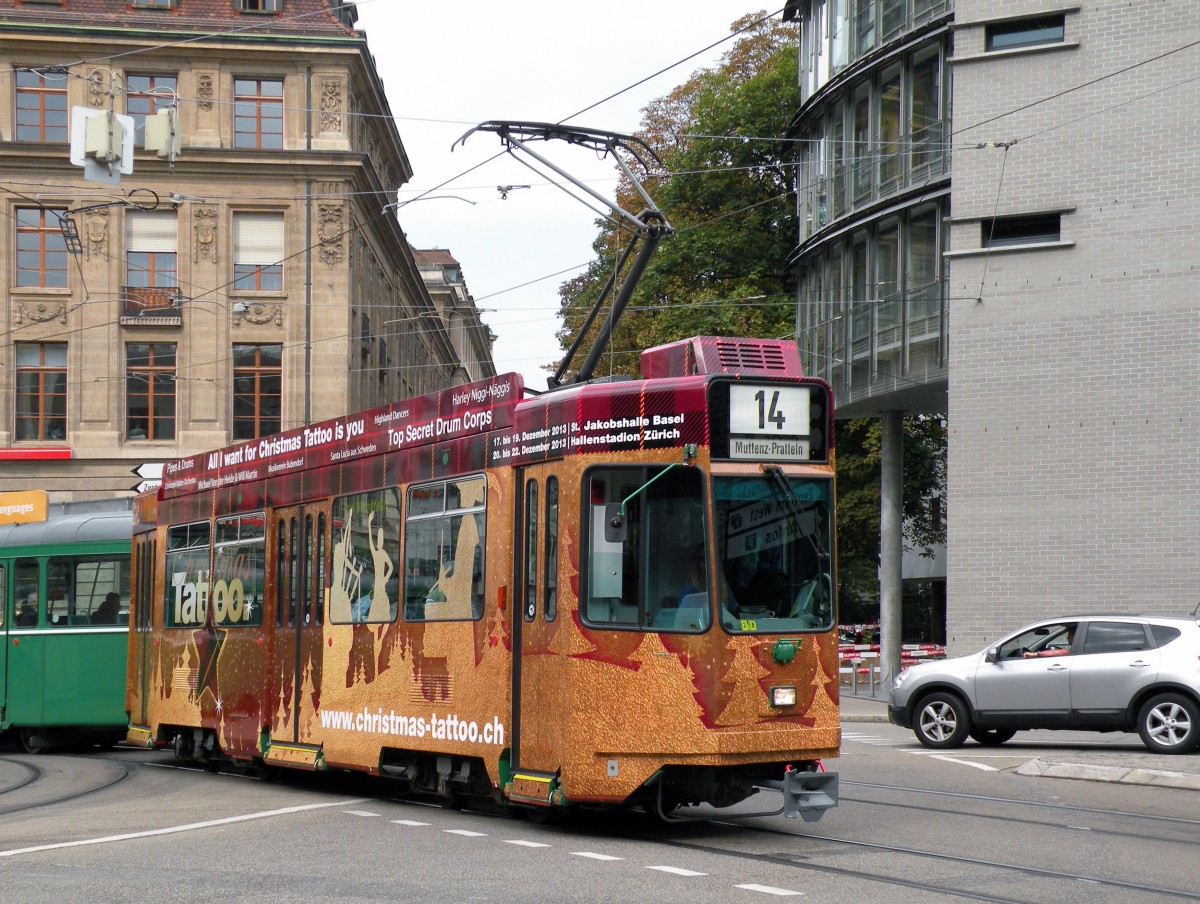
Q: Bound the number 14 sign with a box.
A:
[727,384,811,461]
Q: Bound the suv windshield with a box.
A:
[715,473,833,633]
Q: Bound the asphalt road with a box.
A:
[2,724,1199,903]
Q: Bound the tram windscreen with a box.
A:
[714,475,834,633]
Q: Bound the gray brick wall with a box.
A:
[946,1,1200,652]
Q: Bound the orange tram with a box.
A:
[126,335,840,821]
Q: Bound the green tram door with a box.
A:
[6,558,45,729]
[0,562,8,726]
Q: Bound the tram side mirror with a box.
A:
[604,504,627,544]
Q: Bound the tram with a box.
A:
[126,335,840,819]
[0,506,131,751]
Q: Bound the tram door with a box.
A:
[130,534,157,728]
[268,504,328,758]
[511,467,566,782]
[0,563,8,716]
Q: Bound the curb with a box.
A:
[1016,758,1200,792]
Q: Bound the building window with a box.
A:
[126,74,178,134]
[233,78,283,149]
[132,0,174,7]
[15,343,67,441]
[126,343,176,440]
[985,15,1065,53]
[233,344,282,439]
[15,69,67,142]
[237,0,281,10]
[125,211,178,313]
[981,213,1062,248]
[233,212,284,290]
[16,207,69,288]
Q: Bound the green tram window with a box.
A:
[46,555,131,627]
[582,465,710,633]
[404,475,486,622]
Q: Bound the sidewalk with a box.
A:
[838,690,1200,793]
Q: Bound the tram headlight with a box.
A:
[771,685,798,708]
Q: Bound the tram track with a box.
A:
[0,754,133,817]
[839,780,1200,848]
[654,818,1200,903]
[0,758,42,797]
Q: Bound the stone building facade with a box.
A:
[0,0,489,500]
[413,248,496,386]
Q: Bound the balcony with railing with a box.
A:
[120,286,182,324]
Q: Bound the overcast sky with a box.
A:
[352,1,784,389]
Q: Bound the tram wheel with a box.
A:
[18,728,45,754]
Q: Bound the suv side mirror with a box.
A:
[985,647,999,663]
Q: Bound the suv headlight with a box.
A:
[892,668,911,690]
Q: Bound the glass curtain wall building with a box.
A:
[787,0,952,416]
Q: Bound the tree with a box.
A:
[555,12,947,625]
[556,12,800,373]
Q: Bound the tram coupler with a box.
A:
[759,768,839,822]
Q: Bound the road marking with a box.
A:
[572,851,623,861]
[647,865,707,876]
[929,755,998,771]
[504,839,551,848]
[0,798,369,858]
[344,810,379,817]
[390,819,430,826]
[443,829,487,837]
[736,883,804,896]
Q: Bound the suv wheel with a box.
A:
[914,692,972,749]
[1137,693,1200,754]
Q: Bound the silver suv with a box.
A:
[888,615,1200,754]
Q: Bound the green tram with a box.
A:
[0,507,131,751]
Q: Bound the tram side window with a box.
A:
[329,488,400,624]
[404,475,486,621]
[46,555,131,626]
[544,476,558,622]
[211,512,266,627]
[582,466,710,632]
[15,559,38,626]
[165,521,212,628]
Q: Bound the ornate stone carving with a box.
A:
[87,70,109,108]
[233,303,283,327]
[193,207,217,263]
[84,209,109,259]
[320,78,343,133]
[197,74,214,111]
[16,303,68,325]
[318,203,345,268]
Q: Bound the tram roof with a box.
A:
[0,509,133,548]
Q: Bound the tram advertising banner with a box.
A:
[489,380,710,467]
[161,374,523,499]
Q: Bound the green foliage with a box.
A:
[556,13,800,376]
[836,416,947,617]
[554,13,947,623]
